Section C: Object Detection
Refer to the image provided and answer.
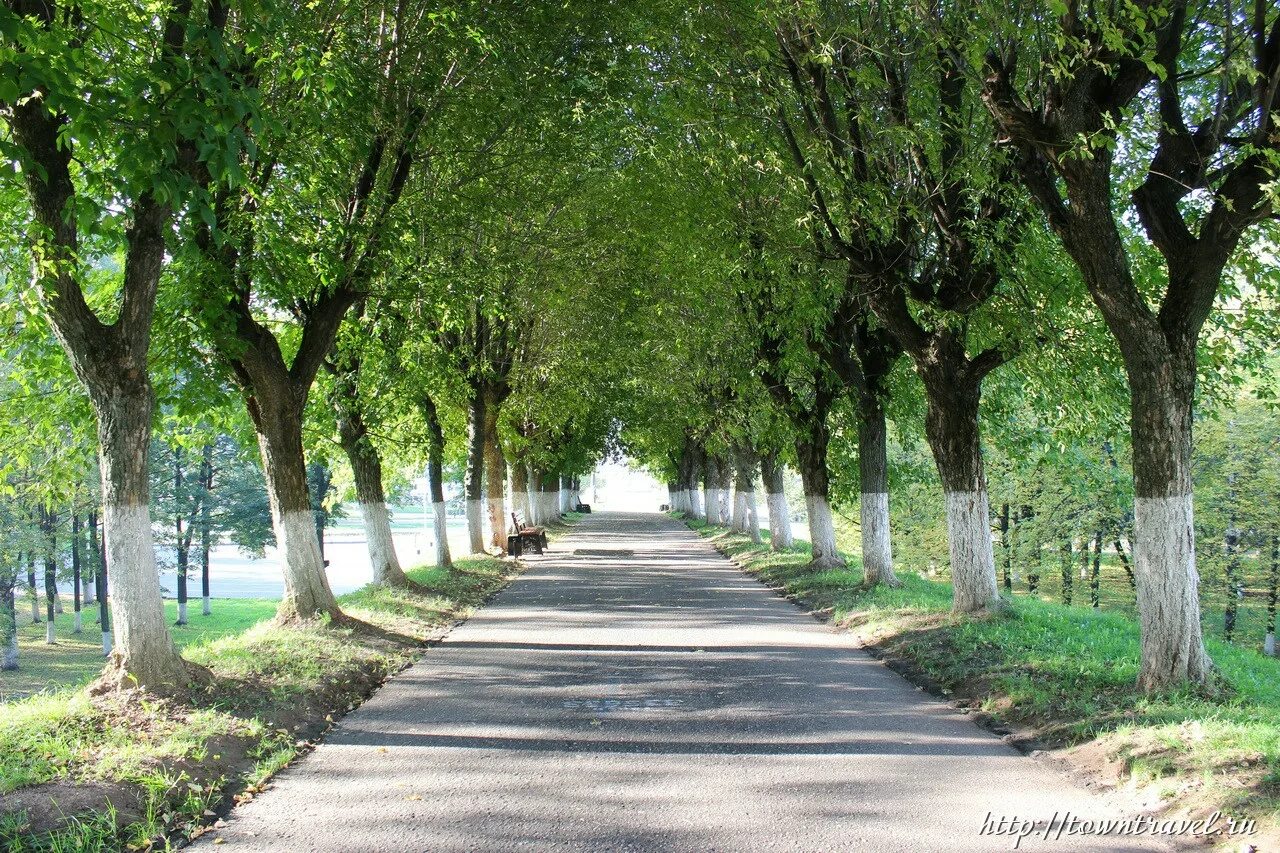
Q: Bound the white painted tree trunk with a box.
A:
[860,492,899,587]
[559,486,569,514]
[176,601,187,626]
[686,488,702,519]
[705,489,721,525]
[465,499,484,554]
[1133,495,1210,687]
[486,496,506,552]
[274,509,338,620]
[83,575,95,606]
[766,492,793,549]
[45,621,55,644]
[671,488,687,514]
[202,596,211,616]
[945,491,1000,613]
[701,486,713,522]
[1265,632,1276,657]
[805,495,843,568]
[746,490,762,544]
[2,630,15,670]
[101,628,112,657]
[74,611,82,634]
[433,501,451,568]
[732,489,748,533]
[104,503,185,687]
[360,501,403,585]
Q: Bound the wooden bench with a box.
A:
[508,510,547,556]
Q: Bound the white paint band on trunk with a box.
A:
[103,503,180,680]
[805,494,839,565]
[2,632,16,670]
[944,491,999,612]
[465,499,485,550]
[746,489,762,543]
[276,508,336,613]
[177,601,188,625]
[202,596,211,616]
[486,497,506,549]
[360,500,402,583]
[432,501,451,563]
[860,492,893,580]
[766,492,792,549]
[1132,494,1208,680]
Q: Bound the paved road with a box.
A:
[195,512,1165,852]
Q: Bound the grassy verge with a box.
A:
[0,555,515,851]
[680,514,1280,845]
[2,599,280,703]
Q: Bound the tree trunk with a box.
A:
[337,405,409,586]
[760,453,793,550]
[1223,516,1242,643]
[43,510,57,644]
[703,456,717,523]
[1060,539,1073,605]
[482,389,506,553]
[1265,534,1277,657]
[1128,358,1211,690]
[795,436,843,569]
[685,446,703,519]
[95,384,191,686]
[27,555,39,625]
[714,454,733,525]
[999,504,1012,592]
[731,460,748,534]
[200,446,213,616]
[82,524,95,606]
[248,390,339,623]
[465,393,486,553]
[94,517,111,657]
[857,397,899,587]
[535,470,559,525]
[420,396,453,570]
[559,475,571,515]
[174,450,188,626]
[1091,531,1104,609]
[1021,506,1039,593]
[511,462,532,529]
[1,580,16,671]
[72,512,82,633]
[920,368,1000,614]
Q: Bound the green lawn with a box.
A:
[1,598,279,703]
[684,514,1280,839]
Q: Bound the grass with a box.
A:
[682,514,1280,844]
[0,555,515,851]
[2,599,279,703]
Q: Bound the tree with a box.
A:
[1,0,254,690]
[984,0,1280,688]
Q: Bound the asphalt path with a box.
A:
[192,512,1167,852]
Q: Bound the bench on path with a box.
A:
[507,510,548,556]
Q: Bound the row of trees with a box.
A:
[621,0,1279,692]
[1,0,1276,696]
